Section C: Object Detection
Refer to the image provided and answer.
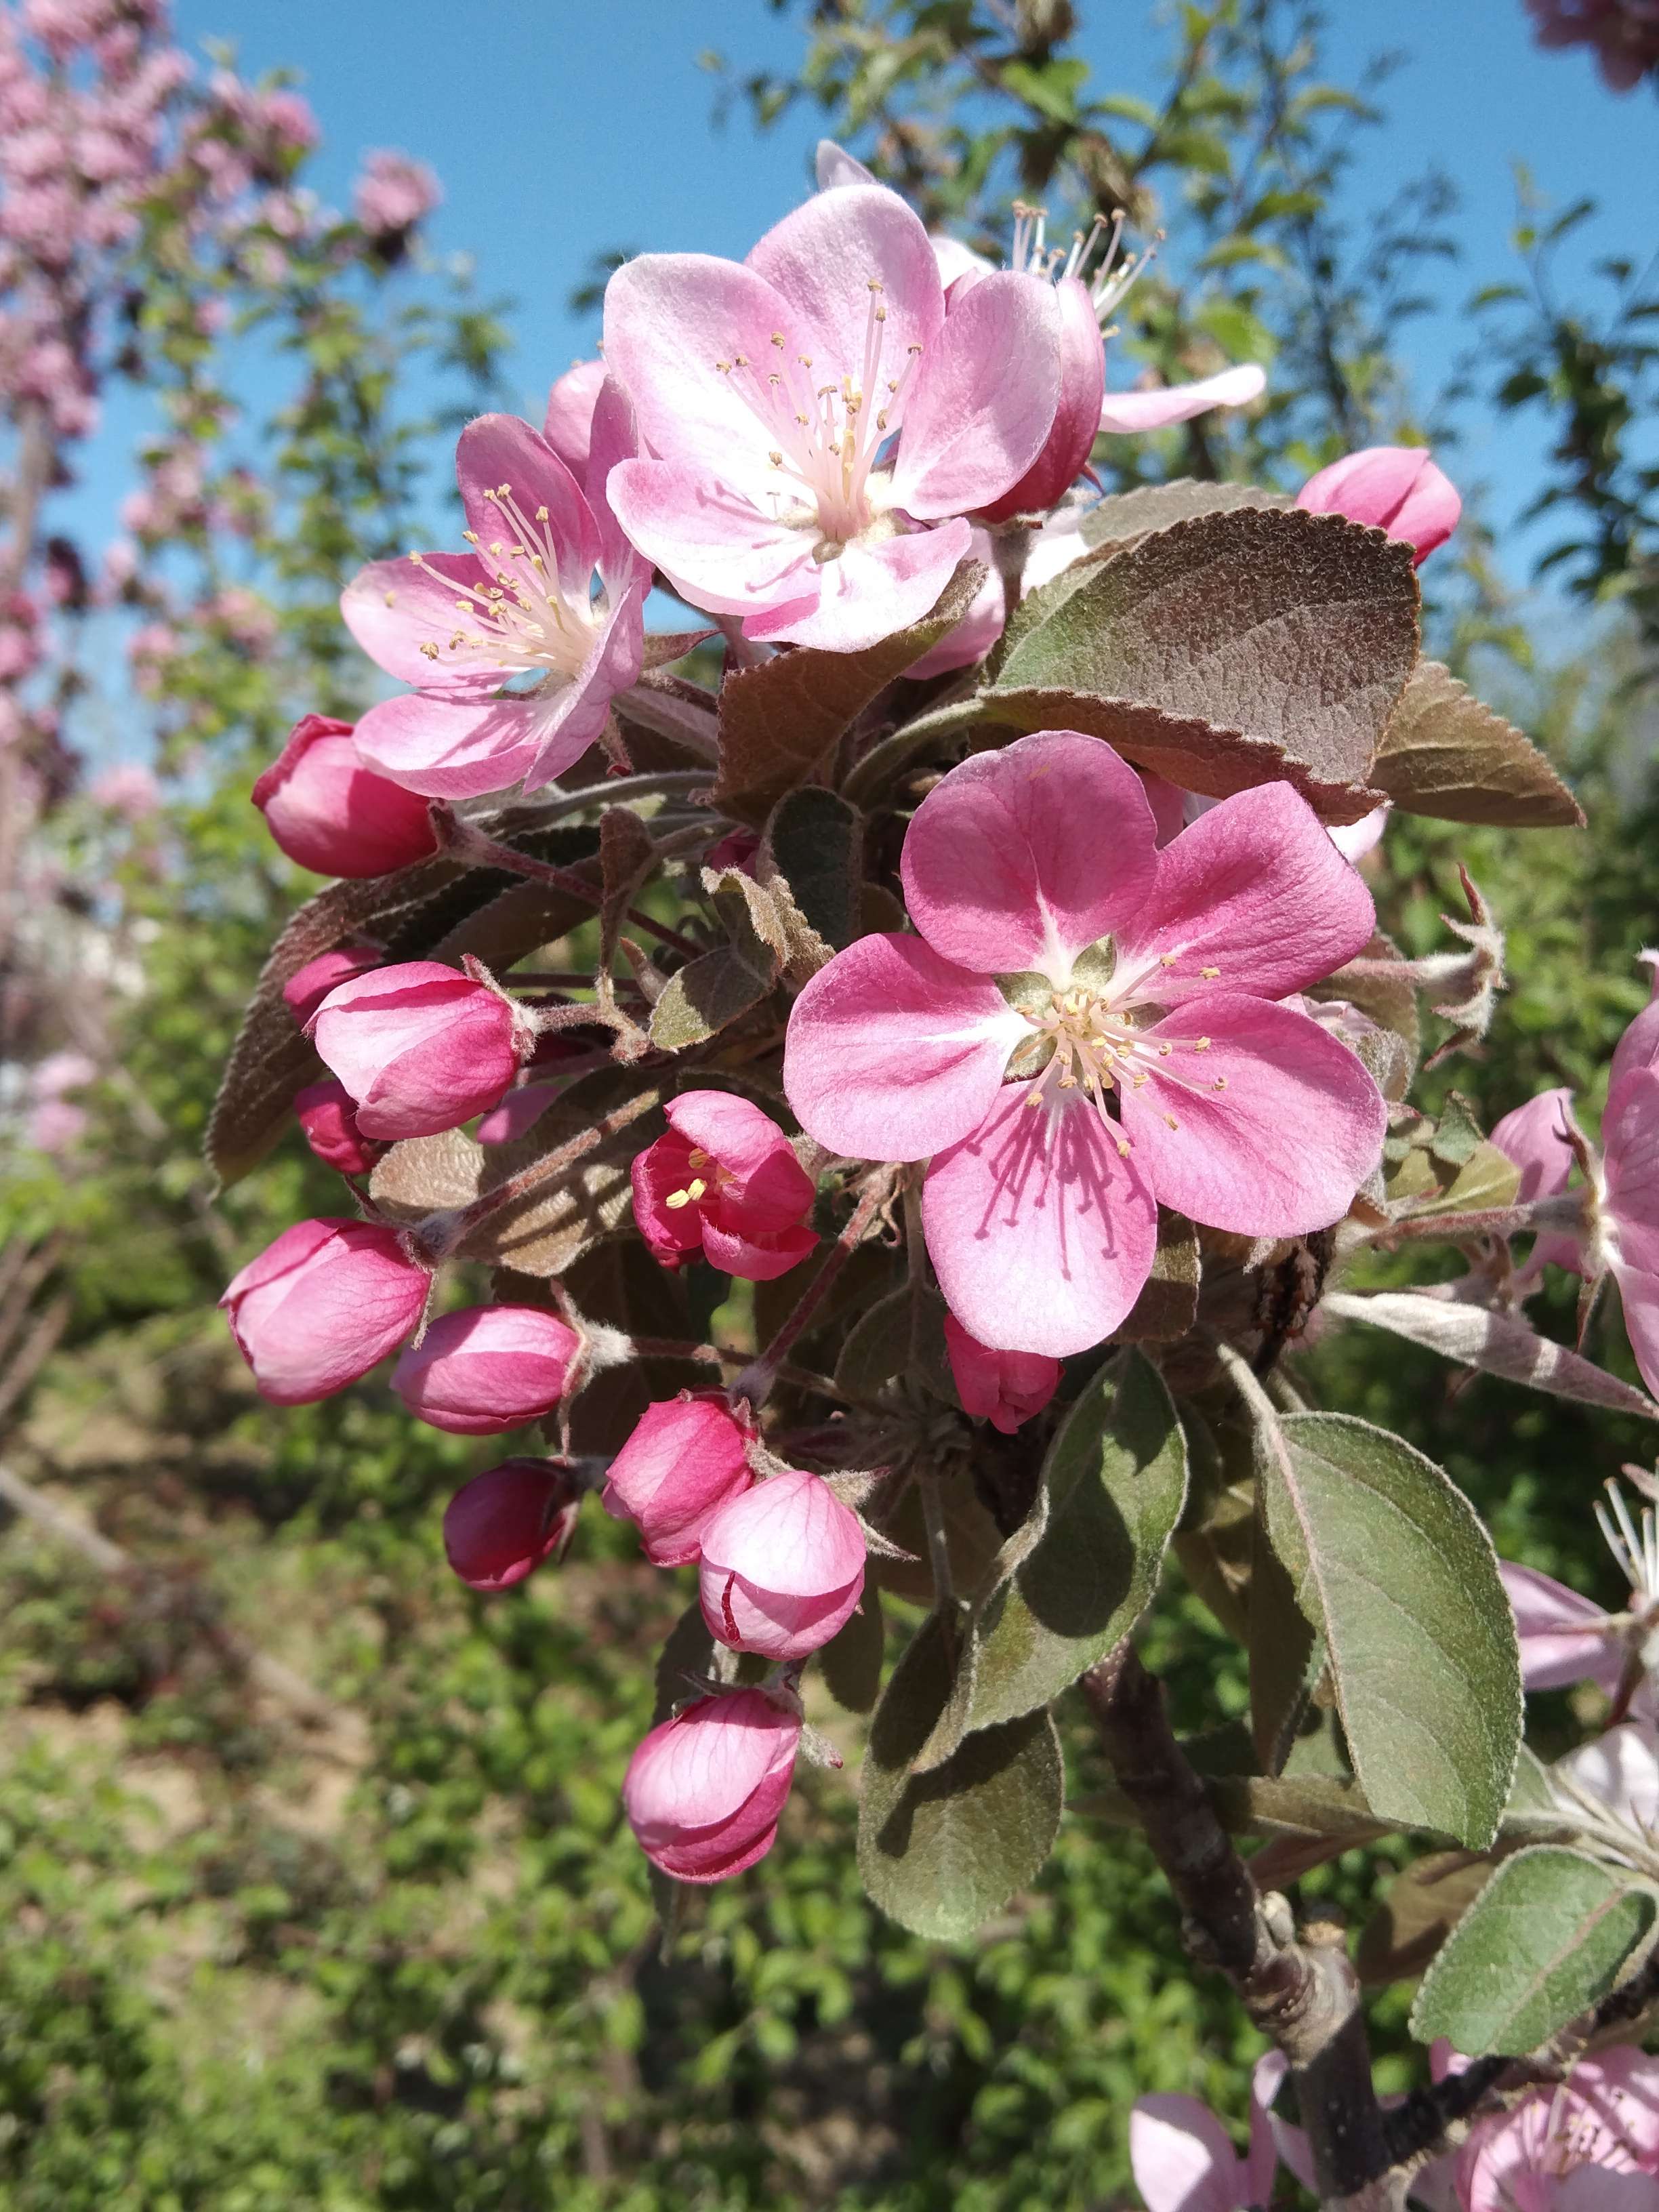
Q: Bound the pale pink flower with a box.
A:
[251,712,441,878]
[1502,1481,1659,1721]
[542,356,607,477]
[29,1049,96,1098]
[281,943,382,1029]
[602,1394,755,1566]
[631,1090,818,1281]
[442,1458,582,1591]
[1130,2053,1300,2212]
[1444,2047,1659,2210]
[27,1097,86,1152]
[697,1469,867,1660]
[293,1077,382,1178]
[341,396,649,798]
[221,1218,430,1404]
[391,1304,581,1435]
[602,182,1065,651]
[1098,361,1267,437]
[622,1687,801,1883]
[944,1311,1061,1433]
[352,148,441,239]
[1296,445,1461,566]
[784,731,1385,1355]
[308,960,534,1141]
[1491,1087,1584,1284]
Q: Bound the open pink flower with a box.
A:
[784,732,1385,1355]
[602,1394,756,1566]
[697,1469,867,1661]
[632,1090,818,1280]
[340,390,649,799]
[1296,445,1461,566]
[443,1459,582,1591]
[1448,2047,1659,2211]
[1130,2053,1298,2212]
[602,182,1063,651]
[944,1311,1061,1433]
[622,1688,801,1883]
[1502,1482,1659,1721]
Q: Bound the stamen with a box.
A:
[662,1178,708,1211]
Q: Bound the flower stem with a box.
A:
[732,1171,893,1407]
[430,811,705,962]
[417,1088,662,1258]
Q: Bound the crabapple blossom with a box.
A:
[251,712,441,877]
[542,356,607,476]
[622,1688,802,1883]
[1437,2046,1659,2210]
[391,1304,582,1435]
[697,1469,867,1661]
[293,1077,382,1178]
[341,393,649,798]
[1502,1480,1659,1717]
[1130,2053,1303,2212]
[601,1394,755,1567]
[1296,445,1462,565]
[943,1312,1061,1433]
[441,1459,583,1591]
[631,1090,818,1280]
[308,960,535,1141]
[785,731,1386,1355]
[281,943,382,1028]
[352,148,441,242]
[220,1218,430,1404]
[602,180,1065,651]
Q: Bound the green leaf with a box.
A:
[817,1587,884,1715]
[1076,480,1292,554]
[760,787,865,967]
[858,1613,1063,1942]
[1410,1847,1657,2055]
[1259,1413,1521,1849]
[1114,1210,1200,1343]
[647,871,786,1050]
[1373,660,1584,828]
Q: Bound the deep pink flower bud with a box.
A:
[293,1077,382,1176]
[602,1394,754,1566]
[632,1091,817,1282]
[697,1469,867,1661]
[392,1304,581,1435]
[622,1689,801,1883]
[221,1217,429,1405]
[282,943,382,1028]
[252,713,441,878]
[976,273,1104,523]
[1294,446,1460,566]
[943,1312,1061,1434]
[308,960,533,1141]
[442,1458,583,1589]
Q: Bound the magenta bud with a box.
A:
[631,1090,817,1282]
[622,1688,801,1883]
[975,273,1104,523]
[293,1078,382,1176]
[442,1458,582,1590]
[601,1393,754,1567]
[308,960,532,1141]
[697,1468,866,1661]
[282,944,382,1029]
[221,1217,429,1405]
[252,713,441,878]
[943,1312,1061,1435]
[1294,446,1460,566]
[392,1304,581,1435]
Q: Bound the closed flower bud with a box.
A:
[281,943,382,1028]
[1294,446,1460,566]
[392,1304,581,1435]
[602,1394,754,1567]
[632,1090,817,1282]
[293,1078,382,1176]
[222,1217,429,1404]
[442,1458,583,1590]
[622,1689,800,1883]
[943,1312,1061,1435]
[252,712,441,877]
[697,1468,866,1661]
[308,960,533,1140]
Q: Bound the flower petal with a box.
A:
[521,581,646,793]
[743,520,969,653]
[900,730,1160,977]
[1605,1069,1659,1272]
[1129,2095,1250,2212]
[1113,782,1377,1006]
[352,691,543,800]
[456,413,600,597]
[1099,361,1265,434]
[1500,1561,1625,1694]
[890,269,1063,520]
[745,182,943,392]
[582,373,650,584]
[922,1086,1158,1357]
[1610,955,1659,1097]
[340,552,505,693]
[1612,1256,1659,1403]
[1118,995,1386,1237]
[543,355,606,476]
[604,455,815,620]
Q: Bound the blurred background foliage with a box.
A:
[0,1,1655,2206]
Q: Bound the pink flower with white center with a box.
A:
[623,1688,802,1883]
[221,1218,430,1405]
[391,1303,581,1436]
[697,1469,867,1661]
[1296,445,1461,567]
[1502,1481,1659,1721]
[1130,2053,1300,2212]
[602,1394,756,1567]
[442,1459,583,1592]
[308,960,535,1141]
[783,731,1386,1357]
[1444,2048,1659,2211]
[293,1077,382,1179]
[601,183,1064,653]
[943,1312,1061,1433]
[340,392,649,800]
[632,1091,818,1281]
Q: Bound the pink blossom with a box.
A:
[542,356,607,476]
[602,182,1065,651]
[1296,445,1461,565]
[1527,0,1659,89]
[1130,2053,1298,2212]
[29,1049,96,1098]
[251,712,442,878]
[88,762,160,820]
[632,1090,818,1280]
[391,1303,581,1435]
[704,827,760,876]
[1502,1481,1659,1719]
[293,1077,382,1178]
[127,621,178,695]
[1492,1087,1586,1284]
[281,943,382,1029]
[1098,361,1267,436]
[27,1097,86,1152]
[1447,2047,1659,2209]
[622,1688,801,1883]
[944,1311,1061,1433]
[251,89,319,155]
[341,398,648,800]
[697,1469,867,1660]
[476,1079,566,1145]
[442,1458,583,1591]
[601,1393,755,1566]
[22,0,115,56]
[784,732,1385,1355]
[352,148,441,239]
[209,584,277,655]
[308,960,534,1141]
[221,1217,430,1404]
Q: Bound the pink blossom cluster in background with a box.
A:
[1527,0,1659,89]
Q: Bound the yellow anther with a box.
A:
[1116,1136,1132,1158]
[418,640,438,659]
[769,449,783,466]
[489,541,504,556]
[687,1149,709,1168]
[1160,953,1179,967]
[535,506,549,522]
[663,1178,708,1212]
[1193,1037,1211,1051]
[1201,966,1221,979]
[1213,1077,1228,1090]
[1024,1086,1046,1107]
[382,590,396,607]
[771,331,785,346]
[1164,1114,1181,1130]
[1157,1042,1172,1057]
[462,529,479,543]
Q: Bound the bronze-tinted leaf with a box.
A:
[1373,660,1584,827]
[760,787,864,956]
[647,870,786,1050]
[1114,1209,1200,1343]
[1078,477,1293,552]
